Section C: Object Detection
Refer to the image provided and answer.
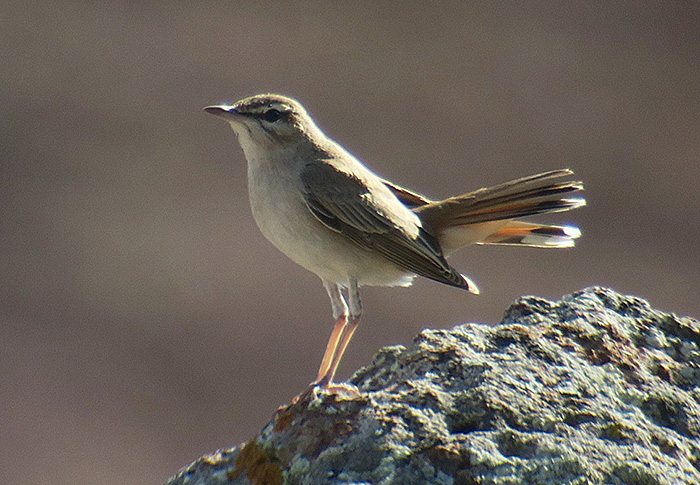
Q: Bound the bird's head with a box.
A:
[204,94,322,151]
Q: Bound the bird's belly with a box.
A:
[248,176,413,287]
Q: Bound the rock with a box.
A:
[166,287,700,485]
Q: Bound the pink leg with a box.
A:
[316,280,362,391]
[315,314,347,383]
[293,281,363,403]
[316,314,359,387]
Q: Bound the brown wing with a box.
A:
[301,161,471,290]
[380,179,433,208]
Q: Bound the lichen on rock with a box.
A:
[166,287,700,485]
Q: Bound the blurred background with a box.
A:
[2,2,699,483]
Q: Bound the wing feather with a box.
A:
[301,161,472,290]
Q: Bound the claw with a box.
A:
[291,380,360,404]
[320,382,360,399]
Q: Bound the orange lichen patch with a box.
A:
[227,439,283,485]
[425,444,470,475]
[273,407,297,432]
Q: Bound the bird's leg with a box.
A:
[316,280,362,394]
[315,318,346,382]
[315,282,348,382]
[293,281,362,404]
[292,281,352,404]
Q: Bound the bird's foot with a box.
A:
[291,380,360,404]
[320,382,360,398]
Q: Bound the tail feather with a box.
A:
[478,221,581,248]
[448,197,585,225]
[416,169,585,229]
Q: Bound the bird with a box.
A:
[204,94,585,398]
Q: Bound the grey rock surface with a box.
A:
[166,287,700,485]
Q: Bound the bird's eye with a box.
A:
[264,109,281,123]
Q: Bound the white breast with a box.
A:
[242,143,414,288]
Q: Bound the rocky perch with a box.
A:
[166,287,700,485]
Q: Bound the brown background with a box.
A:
[2,2,699,484]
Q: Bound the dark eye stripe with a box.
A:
[243,108,288,121]
[264,109,281,123]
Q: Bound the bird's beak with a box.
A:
[203,105,241,121]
